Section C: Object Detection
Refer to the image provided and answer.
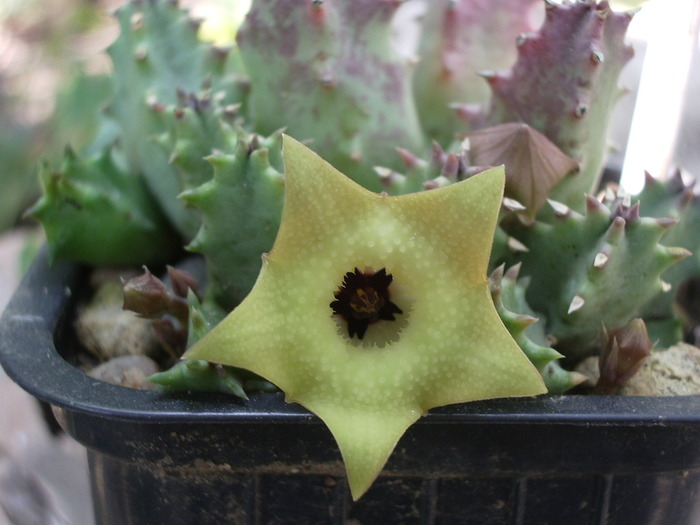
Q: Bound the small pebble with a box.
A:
[74,280,161,360]
[620,343,700,396]
[575,343,700,396]
[88,355,160,390]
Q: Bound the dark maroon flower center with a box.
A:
[330,268,403,340]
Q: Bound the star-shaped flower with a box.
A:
[184,135,546,499]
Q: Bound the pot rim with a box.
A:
[1,247,699,426]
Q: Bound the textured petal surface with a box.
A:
[185,135,546,499]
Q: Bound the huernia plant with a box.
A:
[25,0,698,498]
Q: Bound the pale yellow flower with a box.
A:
[185,135,545,499]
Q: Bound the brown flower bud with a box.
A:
[122,268,172,318]
[596,318,653,394]
[167,266,200,299]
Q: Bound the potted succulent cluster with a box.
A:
[2,0,700,523]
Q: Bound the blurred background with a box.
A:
[0,0,698,523]
[0,2,248,523]
[0,0,250,235]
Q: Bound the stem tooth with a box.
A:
[489,264,505,285]
[504,262,522,281]
[131,13,144,29]
[568,295,585,314]
[507,236,529,253]
[134,46,148,61]
[643,170,657,187]
[667,246,692,262]
[548,199,571,218]
[608,216,626,243]
[516,314,539,327]
[593,252,609,269]
[430,141,446,166]
[441,154,459,179]
[586,193,606,213]
[656,217,679,230]
[502,198,526,212]
[680,188,695,207]
[396,148,419,169]
[373,166,393,179]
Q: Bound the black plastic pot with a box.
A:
[1,249,700,525]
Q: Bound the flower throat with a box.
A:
[330,268,403,340]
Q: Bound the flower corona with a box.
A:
[330,268,403,340]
